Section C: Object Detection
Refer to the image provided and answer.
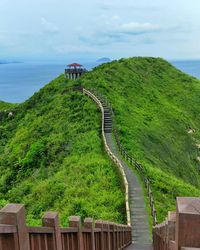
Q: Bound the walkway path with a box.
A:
[96,94,153,249]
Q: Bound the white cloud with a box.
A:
[118,22,160,34]
[41,18,59,33]
[112,15,120,21]
[1,0,200,59]
[53,44,95,54]
[78,19,161,46]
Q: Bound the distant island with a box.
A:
[96,57,111,63]
[0,61,22,65]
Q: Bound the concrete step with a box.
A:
[104,132,151,245]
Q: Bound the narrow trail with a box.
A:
[83,89,153,250]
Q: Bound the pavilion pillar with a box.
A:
[65,63,86,79]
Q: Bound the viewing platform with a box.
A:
[65,63,87,79]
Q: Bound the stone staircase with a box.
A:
[102,104,113,133]
[95,93,153,250]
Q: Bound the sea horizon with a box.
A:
[0,59,200,104]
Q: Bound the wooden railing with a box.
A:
[0,204,132,250]
[113,129,157,226]
[87,88,157,226]
[153,197,200,250]
[153,211,176,250]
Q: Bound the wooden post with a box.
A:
[0,204,29,250]
[128,225,132,246]
[119,225,122,248]
[102,222,108,250]
[69,216,83,250]
[84,218,95,250]
[124,225,129,248]
[116,224,120,249]
[175,197,200,250]
[95,221,104,250]
[109,223,115,250]
[42,212,62,250]
[106,222,111,250]
[167,212,176,245]
[123,225,126,249]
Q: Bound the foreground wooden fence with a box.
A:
[153,197,200,250]
[0,204,132,250]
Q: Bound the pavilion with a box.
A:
[65,63,87,79]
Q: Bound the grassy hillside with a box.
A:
[1,57,200,225]
[77,57,200,221]
[0,76,125,226]
[0,101,17,111]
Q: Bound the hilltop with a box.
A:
[0,57,200,224]
[77,57,200,221]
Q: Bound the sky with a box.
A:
[0,0,200,62]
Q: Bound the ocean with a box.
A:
[171,60,200,79]
[0,60,199,103]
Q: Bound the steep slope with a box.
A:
[0,76,125,225]
[77,57,200,221]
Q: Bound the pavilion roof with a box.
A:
[67,63,83,67]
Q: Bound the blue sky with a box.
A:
[0,0,200,62]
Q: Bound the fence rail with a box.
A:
[88,88,157,226]
[113,129,157,226]
[0,204,132,250]
[153,197,200,250]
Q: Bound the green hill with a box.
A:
[0,78,125,226]
[0,101,17,111]
[0,57,200,225]
[78,57,200,221]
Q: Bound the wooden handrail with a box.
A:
[87,88,157,226]
[0,224,17,233]
[0,204,132,250]
[83,88,131,226]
